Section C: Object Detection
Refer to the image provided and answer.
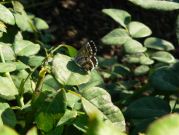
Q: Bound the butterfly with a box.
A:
[74,40,98,71]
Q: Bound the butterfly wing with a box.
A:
[74,41,98,71]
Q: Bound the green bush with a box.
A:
[0,1,178,135]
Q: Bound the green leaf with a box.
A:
[129,0,179,11]
[42,75,62,92]
[0,77,18,99]
[150,62,179,93]
[33,17,49,30]
[66,92,81,110]
[14,40,40,56]
[0,4,15,25]
[123,53,143,64]
[0,102,16,127]
[58,45,78,57]
[102,9,131,28]
[0,63,16,73]
[0,42,15,61]
[134,65,150,76]
[146,114,179,135]
[124,39,147,54]
[12,1,24,13]
[52,54,90,85]
[128,21,152,38]
[151,51,175,64]
[98,56,118,68]
[14,61,29,70]
[13,11,33,32]
[144,37,175,51]
[73,114,88,132]
[26,127,38,135]
[126,97,170,134]
[57,109,77,126]
[85,113,127,135]
[139,54,154,65]
[81,87,126,132]
[0,21,6,32]
[47,126,63,135]
[28,56,44,67]
[0,125,18,135]
[12,70,33,93]
[35,112,54,132]
[101,28,130,45]
[111,64,131,78]
[79,70,104,92]
[35,90,67,132]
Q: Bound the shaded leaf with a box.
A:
[126,97,171,134]
[57,109,77,126]
[0,102,16,127]
[150,62,179,93]
[79,70,104,92]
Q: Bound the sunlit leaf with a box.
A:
[144,37,175,51]
[102,9,131,28]
[0,42,15,60]
[26,127,38,135]
[81,87,126,132]
[146,114,179,135]
[52,54,90,85]
[14,40,40,56]
[0,63,16,73]
[134,65,150,76]
[33,17,49,30]
[129,0,179,11]
[151,51,175,64]
[124,39,147,54]
[0,125,18,135]
[101,28,130,45]
[0,4,15,25]
[128,21,152,38]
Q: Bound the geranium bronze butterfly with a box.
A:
[74,41,98,71]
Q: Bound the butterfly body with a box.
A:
[74,41,98,71]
